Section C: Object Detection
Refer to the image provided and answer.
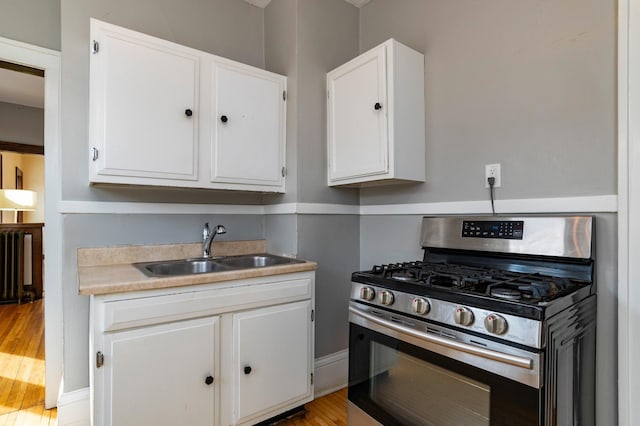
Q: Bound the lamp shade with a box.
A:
[0,189,37,211]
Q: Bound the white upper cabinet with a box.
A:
[89,19,287,193]
[210,60,286,191]
[89,19,200,183]
[327,39,425,186]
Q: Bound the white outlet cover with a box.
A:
[485,164,501,188]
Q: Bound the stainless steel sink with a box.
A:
[134,258,233,277]
[134,254,303,277]
[215,254,303,269]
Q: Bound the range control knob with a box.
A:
[453,307,474,326]
[360,287,376,301]
[379,290,395,306]
[484,313,508,335]
[412,298,430,315]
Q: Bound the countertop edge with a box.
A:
[78,260,317,296]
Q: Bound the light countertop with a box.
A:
[78,240,317,296]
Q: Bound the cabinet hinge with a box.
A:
[282,166,286,178]
[311,373,314,385]
[311,309,315,322]
[91,40,99,54]
[96,351,104,368]
[327,90,330,100]
[283,90,287,101]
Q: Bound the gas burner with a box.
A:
[490,287,522,300]
[389,270,418,282]
[425,273,463,288]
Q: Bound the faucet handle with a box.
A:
[203,222,210,240]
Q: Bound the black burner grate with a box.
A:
[368,261,589,303]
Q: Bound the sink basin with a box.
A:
[134,258,232,277]
[134,254,303,277]
[216,254,303,269]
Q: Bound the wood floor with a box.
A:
[277,388,347,426]
[0,300,57,425]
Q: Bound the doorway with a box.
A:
[0,36,62,414]
[0,60,51,422]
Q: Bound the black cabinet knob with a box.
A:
[205,375,214,385]
[374,102,382,111]
[243,366,252,375]
[185,108,193,117]
[220,115,228,123]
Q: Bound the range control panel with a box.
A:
[462,220,524,239]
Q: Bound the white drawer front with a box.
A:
[100,277,312,332]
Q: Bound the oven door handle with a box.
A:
[349,306,534,370]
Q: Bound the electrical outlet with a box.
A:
[485,164,501,188]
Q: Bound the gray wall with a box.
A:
[298,215,359,358]
[295,0,359,205]
[264,0,361,359]
[0,0,60,50]
[62,213,264,391]
[0,102,44,146]
[47,5,619,423]
[358,0,616,205]
[265,0,299,204]
[265,214,298,256]
[60,0,266,204]
[264,0,360,206]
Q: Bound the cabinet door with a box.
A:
[327,44,388,182]
[233,300,312,424]
[89,19,199,183]
[98,316,218,426]
[210,61,286,191]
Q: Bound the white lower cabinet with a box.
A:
[102,317,218,426]
[90,272,314,426]
[233,301,313,425]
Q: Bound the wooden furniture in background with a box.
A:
[0,222,43,300]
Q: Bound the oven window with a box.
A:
[349,322,541,426]
[369,341,490,426]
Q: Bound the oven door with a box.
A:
[348,303,543,426]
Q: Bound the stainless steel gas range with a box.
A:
[348,216,596,426]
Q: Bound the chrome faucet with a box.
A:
[202,222,227,258]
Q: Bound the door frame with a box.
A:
[618,0,640,424]
[0,36,62,409]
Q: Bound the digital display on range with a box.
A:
[461,220,524,239]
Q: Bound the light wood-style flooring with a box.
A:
[277,388,347,426]
[0,300,57,425]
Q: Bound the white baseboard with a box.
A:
[314,349,348,398]
[57,387,90,426]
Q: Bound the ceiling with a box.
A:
[244,0,371,8]
[0,67,44,109]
